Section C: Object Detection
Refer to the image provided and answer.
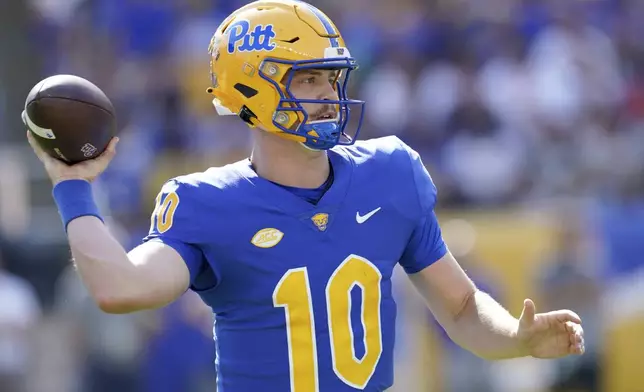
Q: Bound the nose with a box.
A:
[319,79,338,101]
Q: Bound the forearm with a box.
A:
[67,216,155,312]
[445,290,527,360]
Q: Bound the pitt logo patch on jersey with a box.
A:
[227,20,276,54]
[251,228,284,248]
[311,213,329,231]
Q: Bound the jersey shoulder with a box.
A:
[160,160,250,203]
[335,136,438,216]
[149,161,251,238]
[335,135,412,168]
[335,135,432,188]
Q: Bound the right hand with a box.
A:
[27,130,119,186]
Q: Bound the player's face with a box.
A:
[288,69,340,123]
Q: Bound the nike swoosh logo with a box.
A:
[356,207,381,224]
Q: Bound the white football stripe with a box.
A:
[22,110,56,139]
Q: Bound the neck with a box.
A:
[250,132,330,189]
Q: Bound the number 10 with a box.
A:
[272,255,383,391]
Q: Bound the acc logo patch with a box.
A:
[311,213,329,231]
[227,20,276,54]
[251,228,284,248]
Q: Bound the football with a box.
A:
[22,74,117,164]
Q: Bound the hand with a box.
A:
[27,131,119,185]
[516,298,585,359]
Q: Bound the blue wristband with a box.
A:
[52,179,104,231]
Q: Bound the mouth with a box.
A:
[311,112,337,122]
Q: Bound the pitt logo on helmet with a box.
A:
[227,20,276,54]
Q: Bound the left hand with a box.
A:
[516,298,585,358]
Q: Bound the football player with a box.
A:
[28,1,585,391]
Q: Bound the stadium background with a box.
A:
[0,0,643,391]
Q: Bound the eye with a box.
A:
[300,76,316,84]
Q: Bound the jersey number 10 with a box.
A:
[273,255,383,391]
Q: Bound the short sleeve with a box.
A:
[398,142,448,273]
[143,180,211,288]
[399,211,448,274]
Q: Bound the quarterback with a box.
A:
[28,1,584,391]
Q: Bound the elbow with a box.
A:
[94,288,170,314]
[95,292,142,314]
[452,288,478,324]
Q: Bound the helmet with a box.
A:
[207,0,365,150]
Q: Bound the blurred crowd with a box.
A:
[1,0,644,391]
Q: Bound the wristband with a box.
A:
[52,179,104,230]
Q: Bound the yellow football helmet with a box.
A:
[206,0,365,150]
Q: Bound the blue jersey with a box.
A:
[143,136,447,392]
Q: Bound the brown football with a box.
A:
[23,74,117,164]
